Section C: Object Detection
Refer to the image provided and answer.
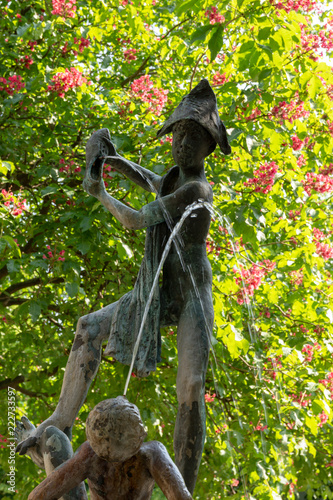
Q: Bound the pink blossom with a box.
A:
[1,189,27,216]
[48,67,87,98]
[318,410,328,427]
[74,37,90,53]
[234,260,276,304]
[297,154,306,167]
[205,393,216,402]
[28,40,37,51]
[271,0,318,13]
[124,48,138,62]
[205,6,225,24]
[244,161,279,194]
[291,392,311,407]
[302,172,333,195]
[245,107,261,122]
[269,95,309,123]
[291,135,304,151]
[231,479,239,487]
[212,72,228,86]
[0,75,25,96]
[289,269,303,286]
[316,242,333,260]
[131,75,168,116]
[52,0,76,18]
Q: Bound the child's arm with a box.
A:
[28,442,92,500]
[145,441,193,500]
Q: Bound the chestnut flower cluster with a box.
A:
[289,268,303,285]
[312,227,333,260]
[52,0,76,18]
[205,6,225,24]
[43,246,65,262]
[271,0,318,13]
[234,260,276,304]
[244,161,278,194]
[0,75,25,95]
[124,48,138,62]
[301,342,321,363]
[269,95,309,123]
[48,68,89,98]
[130,75,168,116]
[291,391,311,407]
[319,372,333,400]
[212,72,229,86]
[73,37,90,53]
[59,158,81,175]
[302,172,333,195]
[1,189,27,217]
[291,135,308,151]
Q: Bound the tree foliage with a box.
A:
[1,0,333,498]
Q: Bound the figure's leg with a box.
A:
[53,301,119,436]
[173,292,213,494]
[42,426,88,500]
[17,301,118,455]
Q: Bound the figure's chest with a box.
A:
[88,458,155,500]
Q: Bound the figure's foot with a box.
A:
[15,416,45,468]
[15,414,63,469]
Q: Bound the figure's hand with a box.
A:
[15,416,44,469]
[82,175,106,199]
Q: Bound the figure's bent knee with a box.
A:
[74,313,105,348]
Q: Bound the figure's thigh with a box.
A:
[176,292,214,405]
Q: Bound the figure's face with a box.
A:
[172,120,215,168]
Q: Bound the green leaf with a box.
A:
[190,24,212,44]
[0,160,15,175]
[29,301,41,322]
[1,235,21,257]
[41,186,58,197]
[66,282,79,298]
[175,0,200,15]
[208,26,224,63]
[77,240,91,255]
[88,27,103,42]
[227,128,244,143]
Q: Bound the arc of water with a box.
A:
[123,200,214,396]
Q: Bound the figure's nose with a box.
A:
[181,133,190,148]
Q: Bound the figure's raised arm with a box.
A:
[92,180,212,231]
[144,441,193,500]
[28,443,91,500]
[85,128,161,193]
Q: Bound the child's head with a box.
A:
[86,397,147,462]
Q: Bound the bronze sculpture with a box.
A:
[16,79,231,493]
[27,398,192,500]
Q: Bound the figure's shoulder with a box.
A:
[139,441,169,461]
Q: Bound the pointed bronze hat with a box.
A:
[156,79,231,155]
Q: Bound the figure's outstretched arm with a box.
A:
[28,443,91,500]
[84,177,212,230]
[145,441,193,500]
[107,156,162,193]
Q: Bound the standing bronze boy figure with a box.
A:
[17,79,231,493]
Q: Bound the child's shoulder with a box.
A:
[138,440,168,460]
